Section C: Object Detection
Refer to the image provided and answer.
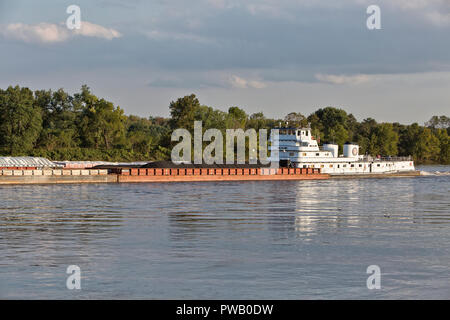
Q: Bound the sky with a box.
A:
[0,0,449,123]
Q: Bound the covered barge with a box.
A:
[0,159,328,185]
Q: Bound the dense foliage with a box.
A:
[0,86,448,164]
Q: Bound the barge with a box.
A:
[0,157,329,184]
[113,166,328,183]
[0,129,421,186]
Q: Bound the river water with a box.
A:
[0,165,449,299]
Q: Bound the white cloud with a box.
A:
[229,75,267,89]
[315,73,372,85]
[74,21,122,40]
[0,21,121,44]
[1,23,70,44]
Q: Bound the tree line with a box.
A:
[0,85,448,164]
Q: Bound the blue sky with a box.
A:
[0,0,449,123]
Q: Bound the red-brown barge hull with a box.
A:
[116,167,329,183]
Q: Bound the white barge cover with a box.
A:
[0,157,59,168]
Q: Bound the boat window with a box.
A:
[306,131,309,136]
[329,164,333,168]
[316,153,320,156]
[303,165,307,168]
[303,153,307,156]
[359,164,362,167]
[289,152,295,156]
[351,164,355,167]
[343,164,347,167]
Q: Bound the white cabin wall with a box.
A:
[294,161,414,174]
[394,161,415,171]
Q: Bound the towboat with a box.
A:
[270,127,415,175]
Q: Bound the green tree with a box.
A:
[227,106,248,129]
[126,115,156,156]
[169,94,201,130]
[425,115,450,129]
[247,112,267,131]
[355,118,377,154]
[397,123,420,157]
[369,123,399,156]
[307,107,350,144]
[435,129,449,164]
[328,123,348,146]
[284,112,307,127]
[414,127,440,162]
[196,105,227,131]
[35,88,78,150]
[0,86,42,155]
[76,86,126,150]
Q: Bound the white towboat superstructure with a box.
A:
[270,127,415,175]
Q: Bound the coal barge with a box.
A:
[0,158,328,185]
[98,161,329,183]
